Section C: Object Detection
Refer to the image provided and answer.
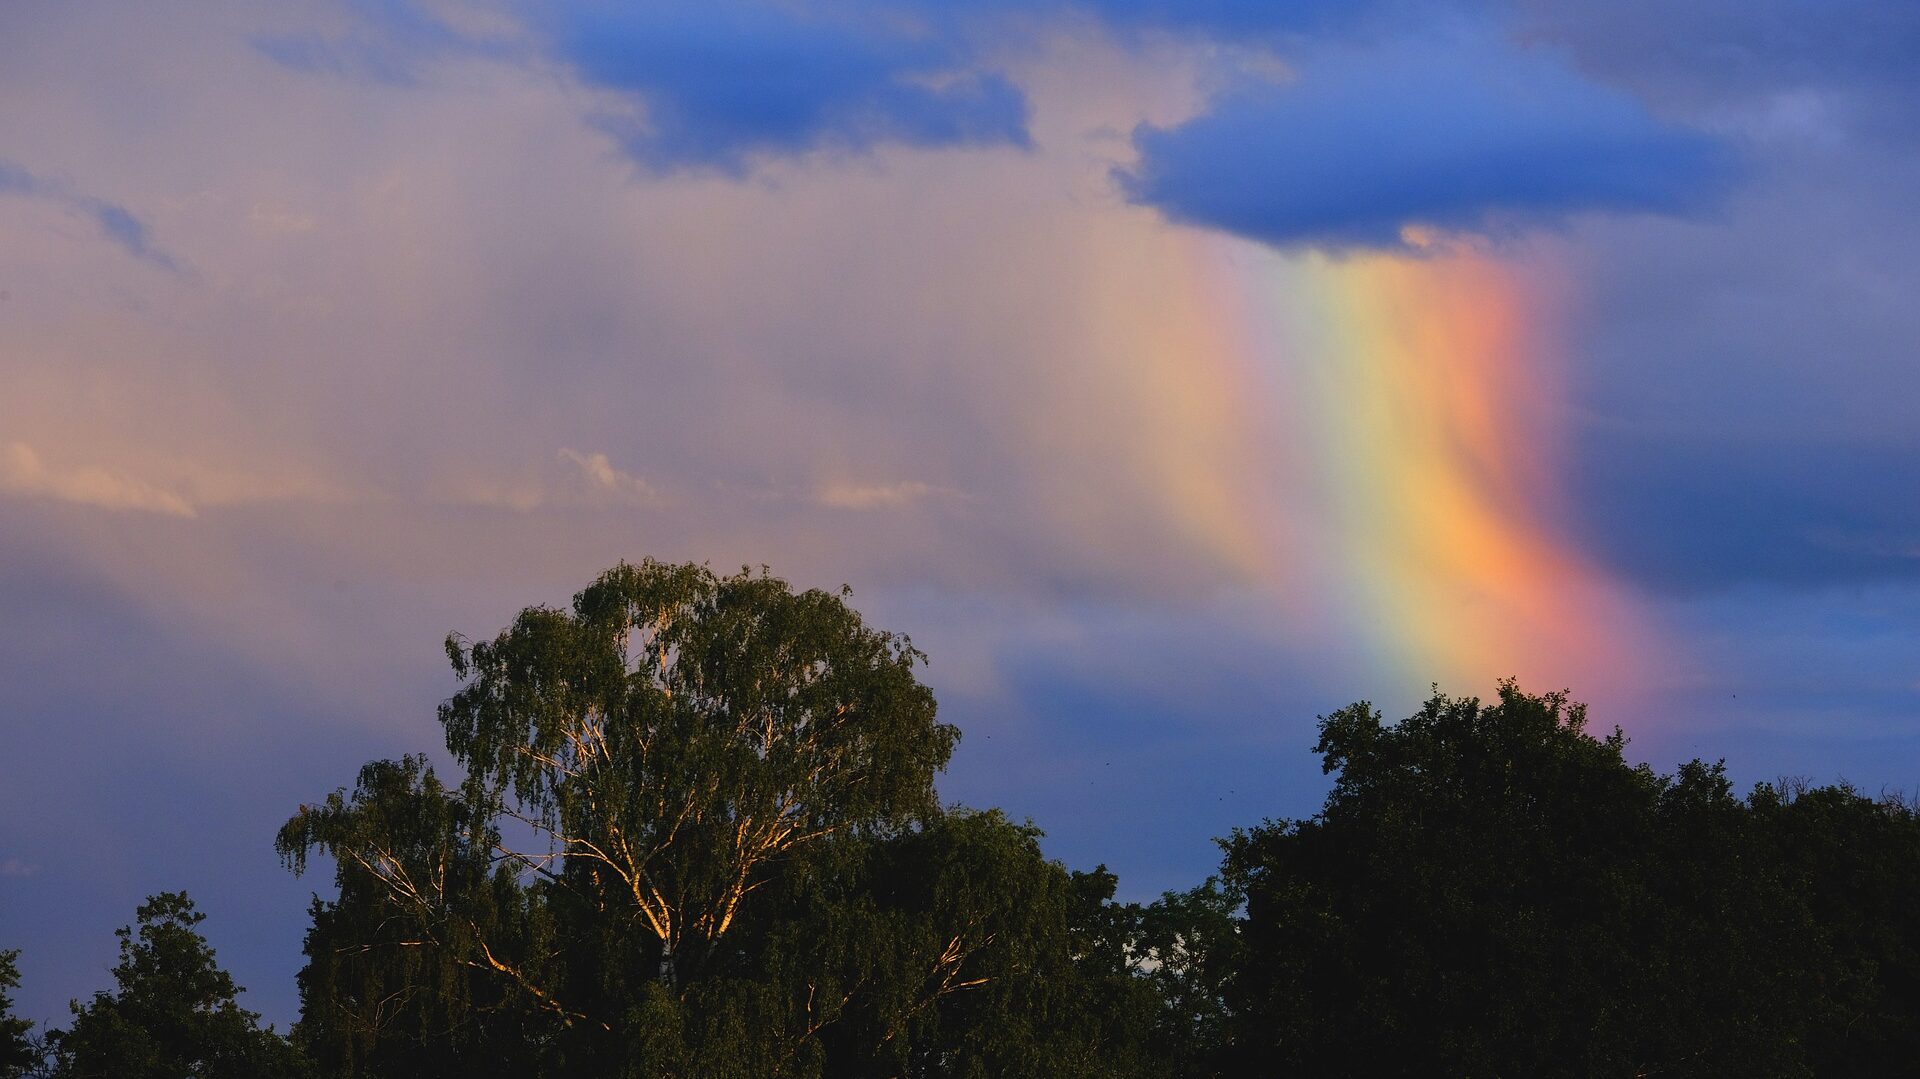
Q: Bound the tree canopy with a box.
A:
[0,950,36,1079]
[47,893,306,1079]
[12,561,1920,1077]
[1217,683,1920,1077]
[274,560,1152,1076]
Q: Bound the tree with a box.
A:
[1748,780,1920,1073]
[274,614,1920,1075]
[282,758,553,1079]
[787,810,1125,1078]
[0,949,37,1078]
[613,808,1150,1078]
[1056,869,1241,1078]
[1130,878,1240,1075]
[281,560,1052,1074]
[49,893,307,1079]
[285,560,952,993]
[1212,682,1909,1077]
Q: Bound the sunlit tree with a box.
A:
[279,561,1154,1075]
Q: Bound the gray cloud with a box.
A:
[1549,125,1920,595]
[1516,0,1920,135]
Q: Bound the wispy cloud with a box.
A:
[0,160,178,268]
[248,0,502,86]
[0,443,196,517]
[559,448,662,505]
[816,480,951,510]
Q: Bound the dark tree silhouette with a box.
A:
[48,893,307,1079]
[1217,683,1920,1077]
[0,949,37,1078]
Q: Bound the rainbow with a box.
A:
[975,179,1651,708]
[1223,241,1651,703]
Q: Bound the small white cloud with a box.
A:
[0,442,197,517]
[816,480,947,510]
[0,857,41,878]
[559,448,661,505]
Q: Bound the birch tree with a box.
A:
[279,559,956,1039]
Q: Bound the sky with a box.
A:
[3,0,1919,1030]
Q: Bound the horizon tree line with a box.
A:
[5,559,1917,1077]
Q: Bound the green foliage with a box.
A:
[280,561,1155,1076]
[278,757,556,1077]
[1748,780,1920,1072]
[783,810,1110,1078]
[431,559,954,989]
[1218,682,1920,1077]
[582,809,1152,1078]
[1131,878,1241,1075]
[0,949,36,1078]
[48,893,308,1079]
[259,560,1920,1077]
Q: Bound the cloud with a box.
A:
[85,200,175,266]
[253,2,1033,172]
[1075,0,1376,33]
[0,857,40,879]
[1516,0,1920,136]
[432,452,663,513]
[0,161,37,194]
[559,448,662,505]
[547,2,1030,172]
[0,160,178,267]
[1538,79,1920,600]
[1116,39,1735,251]
[1570,429,1920,597]
[250,0,518,85]
[6,0,1920,1030]
[816,480,947,510]
[252,32,424,85]
[893,0,1410,40]
[0,443,197,517]
[244,0,1428,180]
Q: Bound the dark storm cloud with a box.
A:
[257,1,1034,172]
[1516,0,1920,133]
[1543,27,1920,599]
[1116,41,1735,252]
[1571,433,1920,595]
[546,3,1030,173]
